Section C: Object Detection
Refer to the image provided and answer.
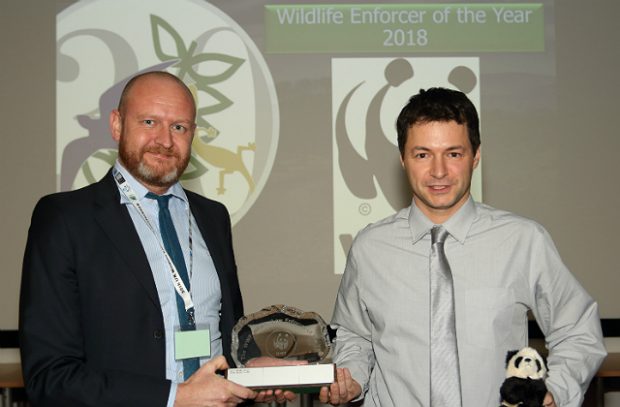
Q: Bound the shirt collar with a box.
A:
[407,196,477,244]
[114,160,188,205]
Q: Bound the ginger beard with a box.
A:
[117,134,190,190]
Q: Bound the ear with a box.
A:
[505,350,519,367]
[110,109,122,143]
[472,146,481,169]
[190,123,197,141]
[536,350,549,377]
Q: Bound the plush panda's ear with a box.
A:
[505,350,519,367]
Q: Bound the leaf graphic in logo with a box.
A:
[151,15,189,64]
[185,51,245,84]
[150,15,245,132]
[180,50,245,132]
[150,15,251,186]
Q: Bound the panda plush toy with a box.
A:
[499,347,548,407]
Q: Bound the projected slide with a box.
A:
[56,1,551,275]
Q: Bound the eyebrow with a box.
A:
[134,113,194,123]
[411,145,466,151]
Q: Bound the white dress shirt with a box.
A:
[332,197,606,407]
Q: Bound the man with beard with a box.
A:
[19,72,287,406]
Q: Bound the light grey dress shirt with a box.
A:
[332,197,606,407]
[114,162,222,407]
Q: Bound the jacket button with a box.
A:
[153,329,164,339]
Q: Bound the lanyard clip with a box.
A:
[187,307,196,328]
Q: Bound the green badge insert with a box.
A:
[175,329,211,360]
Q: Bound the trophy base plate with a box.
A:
[226,363,335,391]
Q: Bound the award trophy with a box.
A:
[227,304,335,390]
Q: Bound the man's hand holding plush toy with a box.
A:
[543,391,557,407]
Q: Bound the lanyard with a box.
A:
[113,169,195,325]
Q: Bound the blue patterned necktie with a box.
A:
[147,192,200,380]
[430,226,462,406]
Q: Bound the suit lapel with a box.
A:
[93,171,161,307]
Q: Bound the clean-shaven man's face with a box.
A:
[400,120,480,224]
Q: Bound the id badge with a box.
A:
[175,329,211,360]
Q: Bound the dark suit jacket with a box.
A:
[19,170,244,406]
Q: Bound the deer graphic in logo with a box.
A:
[192,132,256,195]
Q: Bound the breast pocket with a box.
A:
[462,287,515,349]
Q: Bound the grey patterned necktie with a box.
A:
[430,226,462,406]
